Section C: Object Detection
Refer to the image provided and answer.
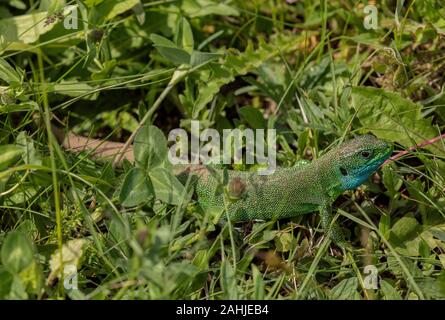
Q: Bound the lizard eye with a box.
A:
[340,167,348,176]
[361,151,371,158]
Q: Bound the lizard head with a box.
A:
[334,135,393,191]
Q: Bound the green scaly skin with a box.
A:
[176,135,393,247]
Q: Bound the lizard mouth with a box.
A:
[338,139,393,191]
[376,143,394,167]
[368,142,393,170]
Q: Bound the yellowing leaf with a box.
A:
[47,239,86,284]
[0,12,56,49]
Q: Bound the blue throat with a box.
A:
[340,162,382,191]
[341,170,373,190]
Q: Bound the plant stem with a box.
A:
[112,66,190,168]
[384,133,445,165]
[31,3,65,296]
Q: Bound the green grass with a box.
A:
[1,0,445,300]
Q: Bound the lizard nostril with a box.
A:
[340,167,348,176]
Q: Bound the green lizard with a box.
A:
[175,135,393,247]
[54,127,392,247]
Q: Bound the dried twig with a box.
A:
[383,133,445,165]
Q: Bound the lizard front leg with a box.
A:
[319,203,348,249]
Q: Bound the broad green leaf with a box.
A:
[155,46,191,65]
[185,34,304,118]
[132,2,145,25]
[388,213,430,256]
[351,87,443,156]
[431,224,445,242]
[380,280,402,300]
[378,213,391,240]
[134,125,168,170]
[53,80,96,99]
[39,0,66,14]
[91,59,117,81]
[181,0,240,18]
[418,238,430,258]
[387,252,423,280]
[10,1,27,10]
[382,165,403,200]
[330,277,360,300]
[16,131,42,166]
[105,0,139,20]
[0,101,39,113]
[175,17,194,53]
[16,257,43,296]
[150,33,176,47]
[417,272,445,299]
[150,34,191,65]
[119,167,154,207]
[0,268,13,299]
[109,216,130,254]
[389,213,420,246]
[190,51,221,67]
[89,0,139,23]
[8,186,38,205]
[0,144,23,171]
[9,274,27,299]
[192,250,209,270]
[84,0,105,6]
[262,230,278,242]
[149,167,186,205]
[1,231,34,274]
[0,58,21,85]
[0,12,56,48]
[239,106,266,129]
[170,232,200,251]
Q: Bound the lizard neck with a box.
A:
[310,154,344,201]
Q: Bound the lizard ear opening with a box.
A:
[340,167,348,176]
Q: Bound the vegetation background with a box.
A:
[0,0,445,300]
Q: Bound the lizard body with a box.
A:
[53,126,392,246]
[175,135,393,246]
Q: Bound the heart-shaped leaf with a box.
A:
[120,167,154,207]
[149,167,186,205]
[1,231,35,274]
[134,125,168,170]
